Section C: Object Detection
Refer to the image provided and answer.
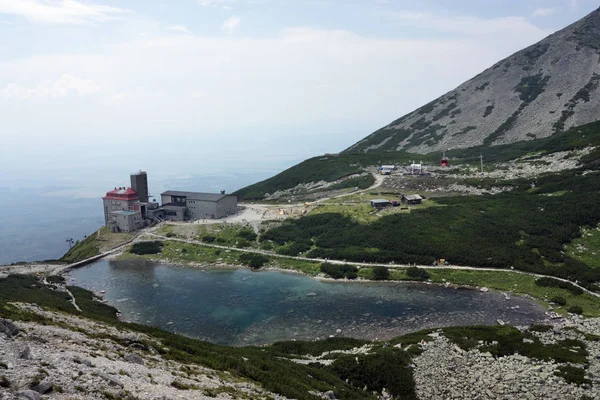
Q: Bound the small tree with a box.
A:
[550,296,566,306]
[239,253,269,269]
[568,305,583,315]
[372,266,389,281]
[407,267,430,281]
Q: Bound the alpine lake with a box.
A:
[67,259,547,346]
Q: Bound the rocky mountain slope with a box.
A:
[345,7,600,154]
[2,303,600,400]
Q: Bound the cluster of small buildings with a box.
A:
[369,194,423,210]
[378,153,449,177]
[102,171,237,233]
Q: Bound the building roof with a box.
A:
[112,210,139,216]
[161,190,235,202]
[370,199,390,204]
[404,194,423,201]
[103,187,139,201]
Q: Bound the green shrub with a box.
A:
[329,174,376,190]
[535,278,584,295]
[130,241,163,255]
[372,266,390,281]
[260,241,273,251]
[0,375,9,388]
[529,325,552,332]
[276,240,312,256]
[320,263,358,279]
[171,380,197,390]
[330,349,415,398]
[235,238,251,248]
[46,275,66,284]
[238,253,269,269]
[201,235,216,243]
[550,296,566,306]
[568,305,583,315]
[165,232,176,238]
[554,365,589,385]
[238,229,257,242]
[406,267,430,281]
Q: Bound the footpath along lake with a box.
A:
[67,259,547,346]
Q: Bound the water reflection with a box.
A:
[67,259,546,346]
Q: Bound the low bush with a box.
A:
[320,263,358,279]
[535,277,584,295]
[260,241,273,251]
[46,275,65,284]
[330,349,416,398]
[372,266,390,281]
[165,232,176,238]
[235,238,251,248]
[443,325,588,363]
[0,375,10,388]
[555,365,590,385]
[550,296,567,306]
[201,235,216,243]
[238,229,258,242]
[130,241,163,255]
[568,305,584,315]
[238,253,269,269]
[276,240,312,256]
[406,267,430,281]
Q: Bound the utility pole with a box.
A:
[479,154,484,174]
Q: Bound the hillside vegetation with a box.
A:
[233,151,429,200]
[258,122,600,292]
[235,120,600,200]
[60,227,135,263]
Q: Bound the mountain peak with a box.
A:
[345,8,600,154]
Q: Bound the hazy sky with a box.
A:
[0,0,598,190]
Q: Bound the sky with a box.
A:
[0,0,598,192]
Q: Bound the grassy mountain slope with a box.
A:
[344,7,600,154]
[235,120,600,200]
[233,151,432,200]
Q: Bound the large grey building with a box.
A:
[102,171,237,231]
[160,190,238,221]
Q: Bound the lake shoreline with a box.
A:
[67,257,551,347]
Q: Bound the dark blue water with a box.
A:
[68,259,546,346]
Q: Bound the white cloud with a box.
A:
[169,25,192,34]
[0,0,130,24]
[221,15,240,34]
[1,74,102,99]
[531,8,557,17]
[0,12,550,151]
[391,11,548,39]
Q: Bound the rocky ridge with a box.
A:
[0,304,283,400]
[345,8,600,154]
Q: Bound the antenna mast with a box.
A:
[479,154,484,174]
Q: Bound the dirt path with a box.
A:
[143,233,600,299]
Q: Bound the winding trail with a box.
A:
[65,287,82,312]
[141,232,600,299]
